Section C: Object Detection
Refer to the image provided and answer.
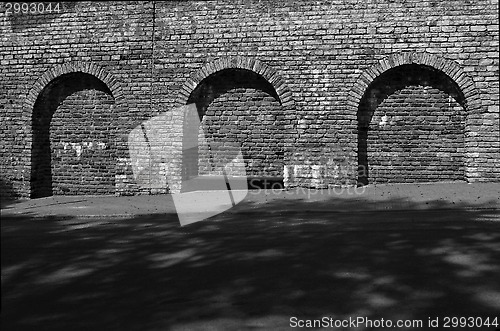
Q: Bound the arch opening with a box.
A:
[184,68,285,190]
[357,64,467,185]
[31,72,116,198]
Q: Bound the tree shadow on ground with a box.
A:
[2,197,500,330]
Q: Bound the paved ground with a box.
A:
[2,182,499,219]
[2,183,500,330]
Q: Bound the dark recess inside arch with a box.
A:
[187,68,281,117]
[30,72,113,198]
[356,64,466,186]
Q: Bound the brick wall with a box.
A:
[50,89,116,195]
[0,0,498,199]
[199,87,284,178]
[1,1,155,198]
[363,85,465,183]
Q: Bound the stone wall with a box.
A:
[0,0,498,199]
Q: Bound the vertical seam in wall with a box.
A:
[150,0,156,114]
[149,0,156,192]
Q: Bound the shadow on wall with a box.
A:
[2,197,499,330]
[188,68,280,115]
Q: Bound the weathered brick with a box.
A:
[0,0,498,199]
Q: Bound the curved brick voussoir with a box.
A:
[24,61,124,119]
[349,52,482,116]
[178,56,295,108]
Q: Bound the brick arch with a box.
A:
[350,52,480,185]
[24,61,124,198]
[177,57,295,187]
[347,52,482,115]
[177,56,295,108]
[24,61,124,116]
